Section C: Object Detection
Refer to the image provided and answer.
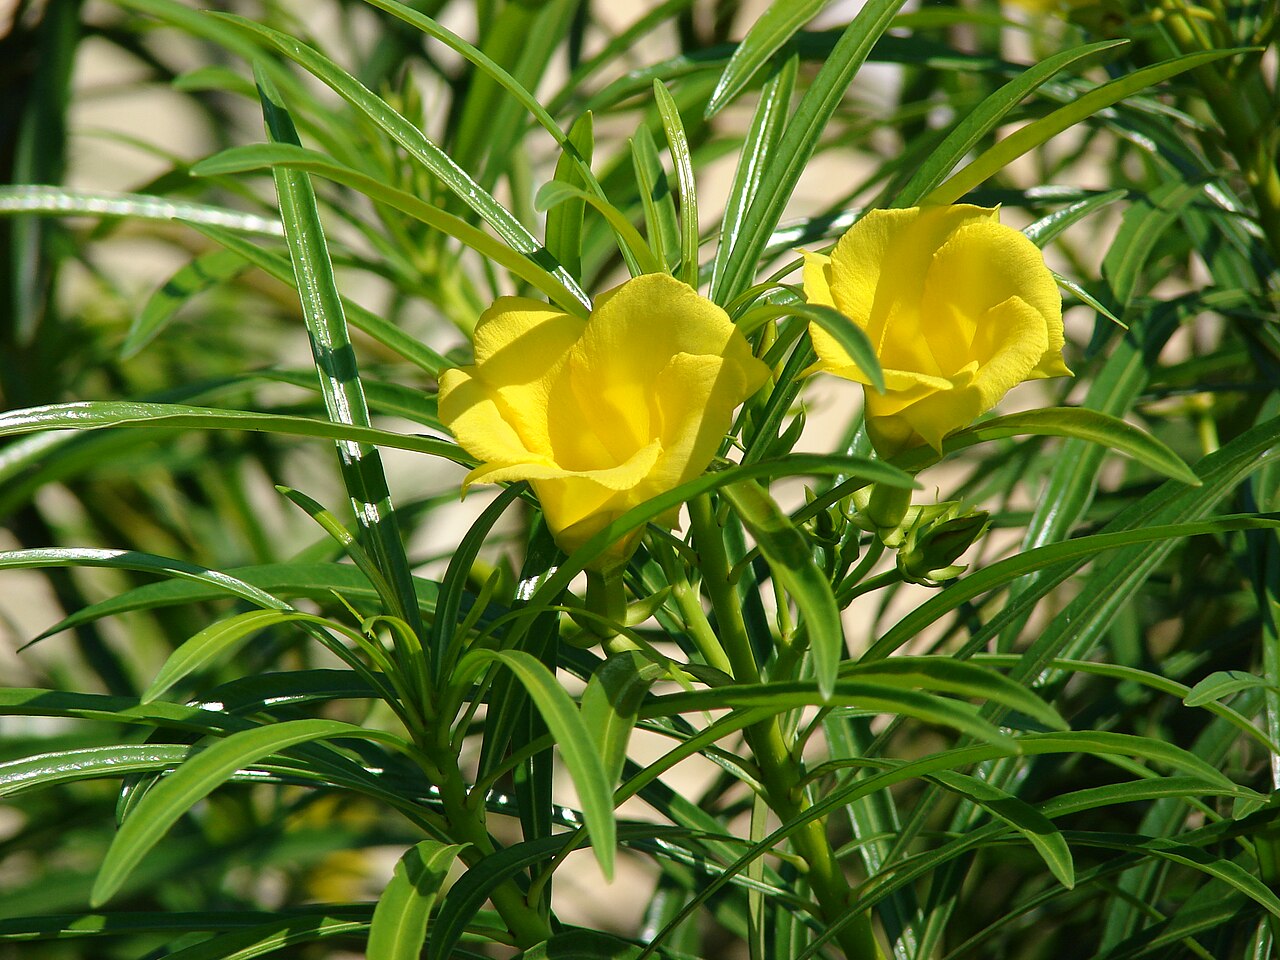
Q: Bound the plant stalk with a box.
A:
[688,495,884,960]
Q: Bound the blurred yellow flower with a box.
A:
[804,205,1071,456]
[439,273,770,568]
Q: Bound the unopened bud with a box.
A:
[896,504,990,586]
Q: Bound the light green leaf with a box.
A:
[191,143,589,317]
[722,481,844,699]
[208,12,590,310]
[652,80,699,288]
[458,650,616,879]
[894,406,1202,486]
[1183,670,1280,707]
[143,609,315,703]
[928,770,1074,888]
[581,652,665,787]
[92,719,409,906]
[367,841,466,960]
[705,0,828,118]
[926,49,1246,205]
[0,400,466,462]
[715,0,908,304]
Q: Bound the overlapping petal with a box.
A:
[804,205,1072,456]
[439,273,771,567]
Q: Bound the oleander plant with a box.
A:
[1,0,1278,957]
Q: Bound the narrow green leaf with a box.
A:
[157,914,372,960]
[1054,270,1127,328]
[192,143,590,317]
[186,222,447,373]
[1102,179,1206,308]
[256,67,424,643]
[647,681,1017,747]
[123,247,250,359]
[929,770,1075,888]
[367,842,466,960]
[91,719,407,906]
[844,657,1066,731]
[926,49,1245,205]
[545,112,595,280]
[630,125,680,270]
[209,12,590,310]
[893,40,1126,206]
[721,481,844,698]
[0,745,193,796]
[1022,189,1128,247]
[143,609,312,703]
[652,80,699,288]
[1184,670,1279,707]
[893,406,1202,486]
[705,0,828,118]
[534,180,659,275]
[581,652,664,786]
[0,399,466,463]
[35,562,443,641]
[459,649,616,879]
[431,485,526,679]
[710,54,795,300]
[715,0,908,304]
[739,300,885,394]
[865,515,1280,662]
[0,184,282,236]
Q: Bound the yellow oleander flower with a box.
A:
[439,273,770,568]
[804,205,1071,457]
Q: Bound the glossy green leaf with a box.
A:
[652,80,699,288]
[191,143,589,318]
[534,180,659,275]
[738,300,885,394]
[722,480,844,698]
[714,0,908,304]
[34,562,443,641]
[92,718,408,906]
[458,649,616,879]
[1183,670,1279,707]
[928,770,1074,888]
[158,914,372,960]
[208,12,590,311]
[0,184,283,236]
[367,841,466,960]
[0,400,465,462]
[704,0,827,118]
[143,609,321,703]
[630,125,679,270]
[926,50,1243,205]
[710,54,795,300]
[545,112,595,280]
[865,515,1280,662]
[894,406,1202,486]
[581,652,665,786]
[893,40,1126,206]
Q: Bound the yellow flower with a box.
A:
[439,273,770,568]
[804,205,1071,456]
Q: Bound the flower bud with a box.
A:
[896,503,991,586]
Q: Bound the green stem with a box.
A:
[688,495,884,960]
[423,735,553,949]
[585,567,627,638]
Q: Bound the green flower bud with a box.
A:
[896,503,991,586]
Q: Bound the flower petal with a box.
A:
[440,298,586,465]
